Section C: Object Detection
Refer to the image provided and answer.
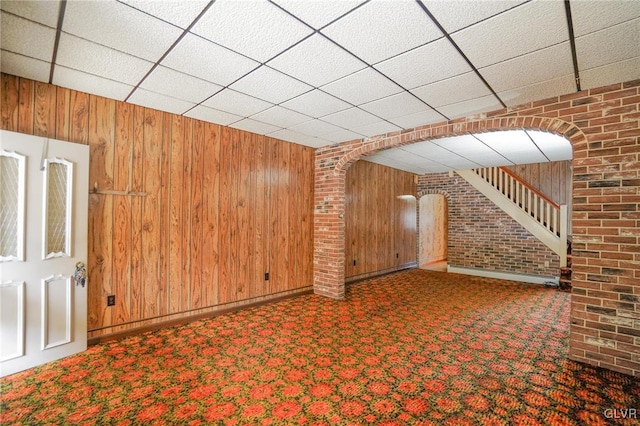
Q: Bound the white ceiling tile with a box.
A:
[321,0,442,64]
[436,95,503,120]
[271,0,365,29]
[268,128,330,147]
[475,130,548,164]
[1,0,60,27]
[363,155,419,173]
[320,67,403,105]
[1,12,55,61]
[119,0,210,29]
[526,130,572,162]
[184,105,243,126]
[161,33,259,86]
[322,129,364,143]
[1,51,50,83]
[281,89,351,118]
[203,89,273,117]
[498,75,576,108]
[52,66,134,101]
[402,142,463,161]
[322,107,380,128]
[480,43,574,92]
[250,106,312,128]
[411,72,491,108]
[230,66,312,104]
[423,0,527,33]
[580,56,640,91]
[374,38,471,89]
[289,119,344,137]
[268,34,366,87]
[230,118,282,135]
[128,88,195,115]
[570,0,640,37]
[63,1,182,62]
[576,19,640,70]
[141,66,222,104]
[451,0,568,68]
[351,121,402,138]
[56,33,153,85]
[191,0,313,62]
[432,134,510,165]
[360,92,429,121]
[388,109,444,129]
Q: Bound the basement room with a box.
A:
[1,0,639,424]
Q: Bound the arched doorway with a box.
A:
[419,194,448,271]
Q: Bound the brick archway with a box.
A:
[315,80,640,376]
[314,115,584,300]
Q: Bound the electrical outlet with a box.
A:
[264,272,270,281]
[107,295,115,306]
[544,261,549,267]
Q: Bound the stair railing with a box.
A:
[473,167,568,266]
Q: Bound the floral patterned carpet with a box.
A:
[2,269,639,425]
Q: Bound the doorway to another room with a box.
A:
[419,194,448,272]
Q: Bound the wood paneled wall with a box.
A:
[1,74,314,337]
[506,161,572,205]
[344,160,417,281]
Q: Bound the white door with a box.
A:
[0,130,89,378]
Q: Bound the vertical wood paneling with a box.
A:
[345,160,417,279]
[290,144,303,287]
[1,74,19,131]
[17,78,34,134]
[227,128,240,301]
[254,135,269,297]
[180,118,193,311]
[301,146,314,285]
[112,102,133,324]
[1,74,315,338]
[159,112,172,316]
[190,121,204,308]
[271,139,290,292]
[130,105,145,322]
[202,122,220,306]
[87,96,115,329]
[218,126,232,303]
[168,115,184,313]
[141,108,162,318]
[69,90,89,145]
[237,132,254,300]
[54,86,71,141]
[34,82,56,138]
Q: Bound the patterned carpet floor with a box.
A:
[2,269,640,425]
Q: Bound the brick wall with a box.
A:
[418,173,559,277]
[314,80,640,376]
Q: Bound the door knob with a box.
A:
[74,261,87,287]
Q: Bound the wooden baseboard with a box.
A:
[345,263,417,284]
[88,288,313,346]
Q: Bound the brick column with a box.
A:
[313,144,351,299]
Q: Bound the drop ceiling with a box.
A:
[1,0,638,173]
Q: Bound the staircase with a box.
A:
[456,167,569,268]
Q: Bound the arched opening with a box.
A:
[419,194,448,271]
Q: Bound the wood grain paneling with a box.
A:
[345,160,417,280]
[1,73,315,338]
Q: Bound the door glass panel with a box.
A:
[0,152,25,261]
[44,159,72,258]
